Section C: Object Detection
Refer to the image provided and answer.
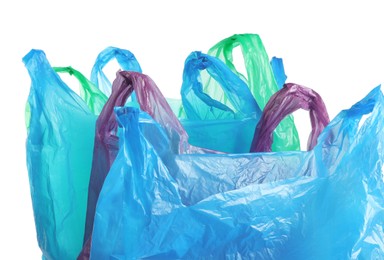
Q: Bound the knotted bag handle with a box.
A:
[250,83,330,152]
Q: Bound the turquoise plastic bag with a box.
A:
[24,50,97,259]
[91,86,384,259]
[24,48,142,260]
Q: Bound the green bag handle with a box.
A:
[25,66,108,129]
[208,33,300,151]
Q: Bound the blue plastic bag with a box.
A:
[91,86,384,259]
[179,51,262,153]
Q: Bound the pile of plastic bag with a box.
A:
[24,34,384,260]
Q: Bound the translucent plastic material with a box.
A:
[24,48,142,260]
[91,86,384,259]
[208,33,300,151]
[25,66,108,129]
[54,66,108,115]
[180,51,262,153]
[24,50,98,260]
[90,46,142,96]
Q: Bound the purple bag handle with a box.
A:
[98,70,214,154]
[250,83,330,152]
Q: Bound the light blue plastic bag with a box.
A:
[91,85,384,258]
[179,51,262,153]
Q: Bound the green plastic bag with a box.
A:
[208,34,300,151]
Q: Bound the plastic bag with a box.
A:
[24,50,98,260]
[24,48,142,260]
[179,51,262,152]
[78,70,219,259]
[208,33,300,151]
[91,85,384,259]
[24,66,108,129]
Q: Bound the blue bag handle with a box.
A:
[90,46,142,96]
[181,51,262,120]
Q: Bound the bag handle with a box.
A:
[24,51,97,129]
[90,47,142,96]
[54,67,108,115]
[208,34,300,152]
[181,51,261,120]
[97,70,217,154]
[208,34,279,109]
[250,83,330,152]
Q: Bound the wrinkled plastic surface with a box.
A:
[270,57,287,89]
[90,46,142,97]
[91,86,384,259]
[79,70,220,259]
[171,83,329,205]
[251,83,330,152]
[24,50,97,260]
[180,51,262,153]
[208,34,300,151]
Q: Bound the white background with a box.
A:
[1,0,383,258]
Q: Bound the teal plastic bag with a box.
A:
[24,48,142,260]
[91,86,384,259]
[24,50,97,259]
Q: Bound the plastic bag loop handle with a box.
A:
[54,66,104,97]
[208,34,276,109]
[90,47,142,96]
[97,70,197,154]
[250,83,330,152]
[181,51,261,119]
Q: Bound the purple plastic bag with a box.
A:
[251,83,330,152]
